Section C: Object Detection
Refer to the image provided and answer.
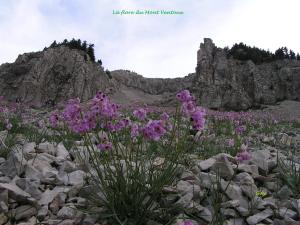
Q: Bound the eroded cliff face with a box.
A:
[111,70,194,95]
[0,46,112,106]
[193,38,300,110]
[109,70,195,106]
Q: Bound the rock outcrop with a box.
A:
[0,46,112,107]
[193,38,300,110]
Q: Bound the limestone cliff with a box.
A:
[0,46,112,107]
[193,38,300,110]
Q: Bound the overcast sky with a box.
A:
[0,0,299,78]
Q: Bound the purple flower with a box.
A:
[97,142,113,151]
[90,92,119,119]
[235,125,246,135]
[106,121,116,132]
[191,109,206,131]
[225,138,235,147]
[181,101,196,116]
[131,123,139,138]
[62,98,81,122]
[142,120,166,141]
[5,122,12,130]
[176,90,193,103]
[71,122,89,134]
[160,112,169,120]
[122,118,131,127]
[133,108,147,120]
[49,111,60,128]
[236,150,251,163]
[69,111,97,134]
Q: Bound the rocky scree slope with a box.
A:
[0,128,300,224]
[0,46,112,107]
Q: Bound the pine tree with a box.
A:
[105,69,112,79]
[50,40,57,48]
[283,47,289,59]
[87,44,95,61]
[69,38,77,49]
[289,50,296,59]
[297,53,300,60]
[275,48,285,60]
[82,41,87,51]
[77,39,82,50]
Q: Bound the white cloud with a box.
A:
[214,0,300,52]
[0,0,299,78]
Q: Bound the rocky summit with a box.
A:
[193,38,300,110]
[0,46,112,107]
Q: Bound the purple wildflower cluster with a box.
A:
[208,110,286,128]
[106,118,132,132]
[142,120,166,141]
[176,90,206,131]
[236,150,251,163]
[96,131,113,151]
[132,110,171,141]
[62,98,94,134]
[49,91,176,143]
[90,92,119,119]
[133,108,147,120]
[50,92,121,134]
[176,90,194,103]
[97,142,113,151]
[236,144,251,163]
[235,124,246,135]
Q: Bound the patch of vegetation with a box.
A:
[278,150,300,196]
[224,42,300,64]
[47,38,97,62]
[0,132,17,159]
[105,69,112,79]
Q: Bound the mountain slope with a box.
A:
[0,39,299,111]
[0,46,112,107]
